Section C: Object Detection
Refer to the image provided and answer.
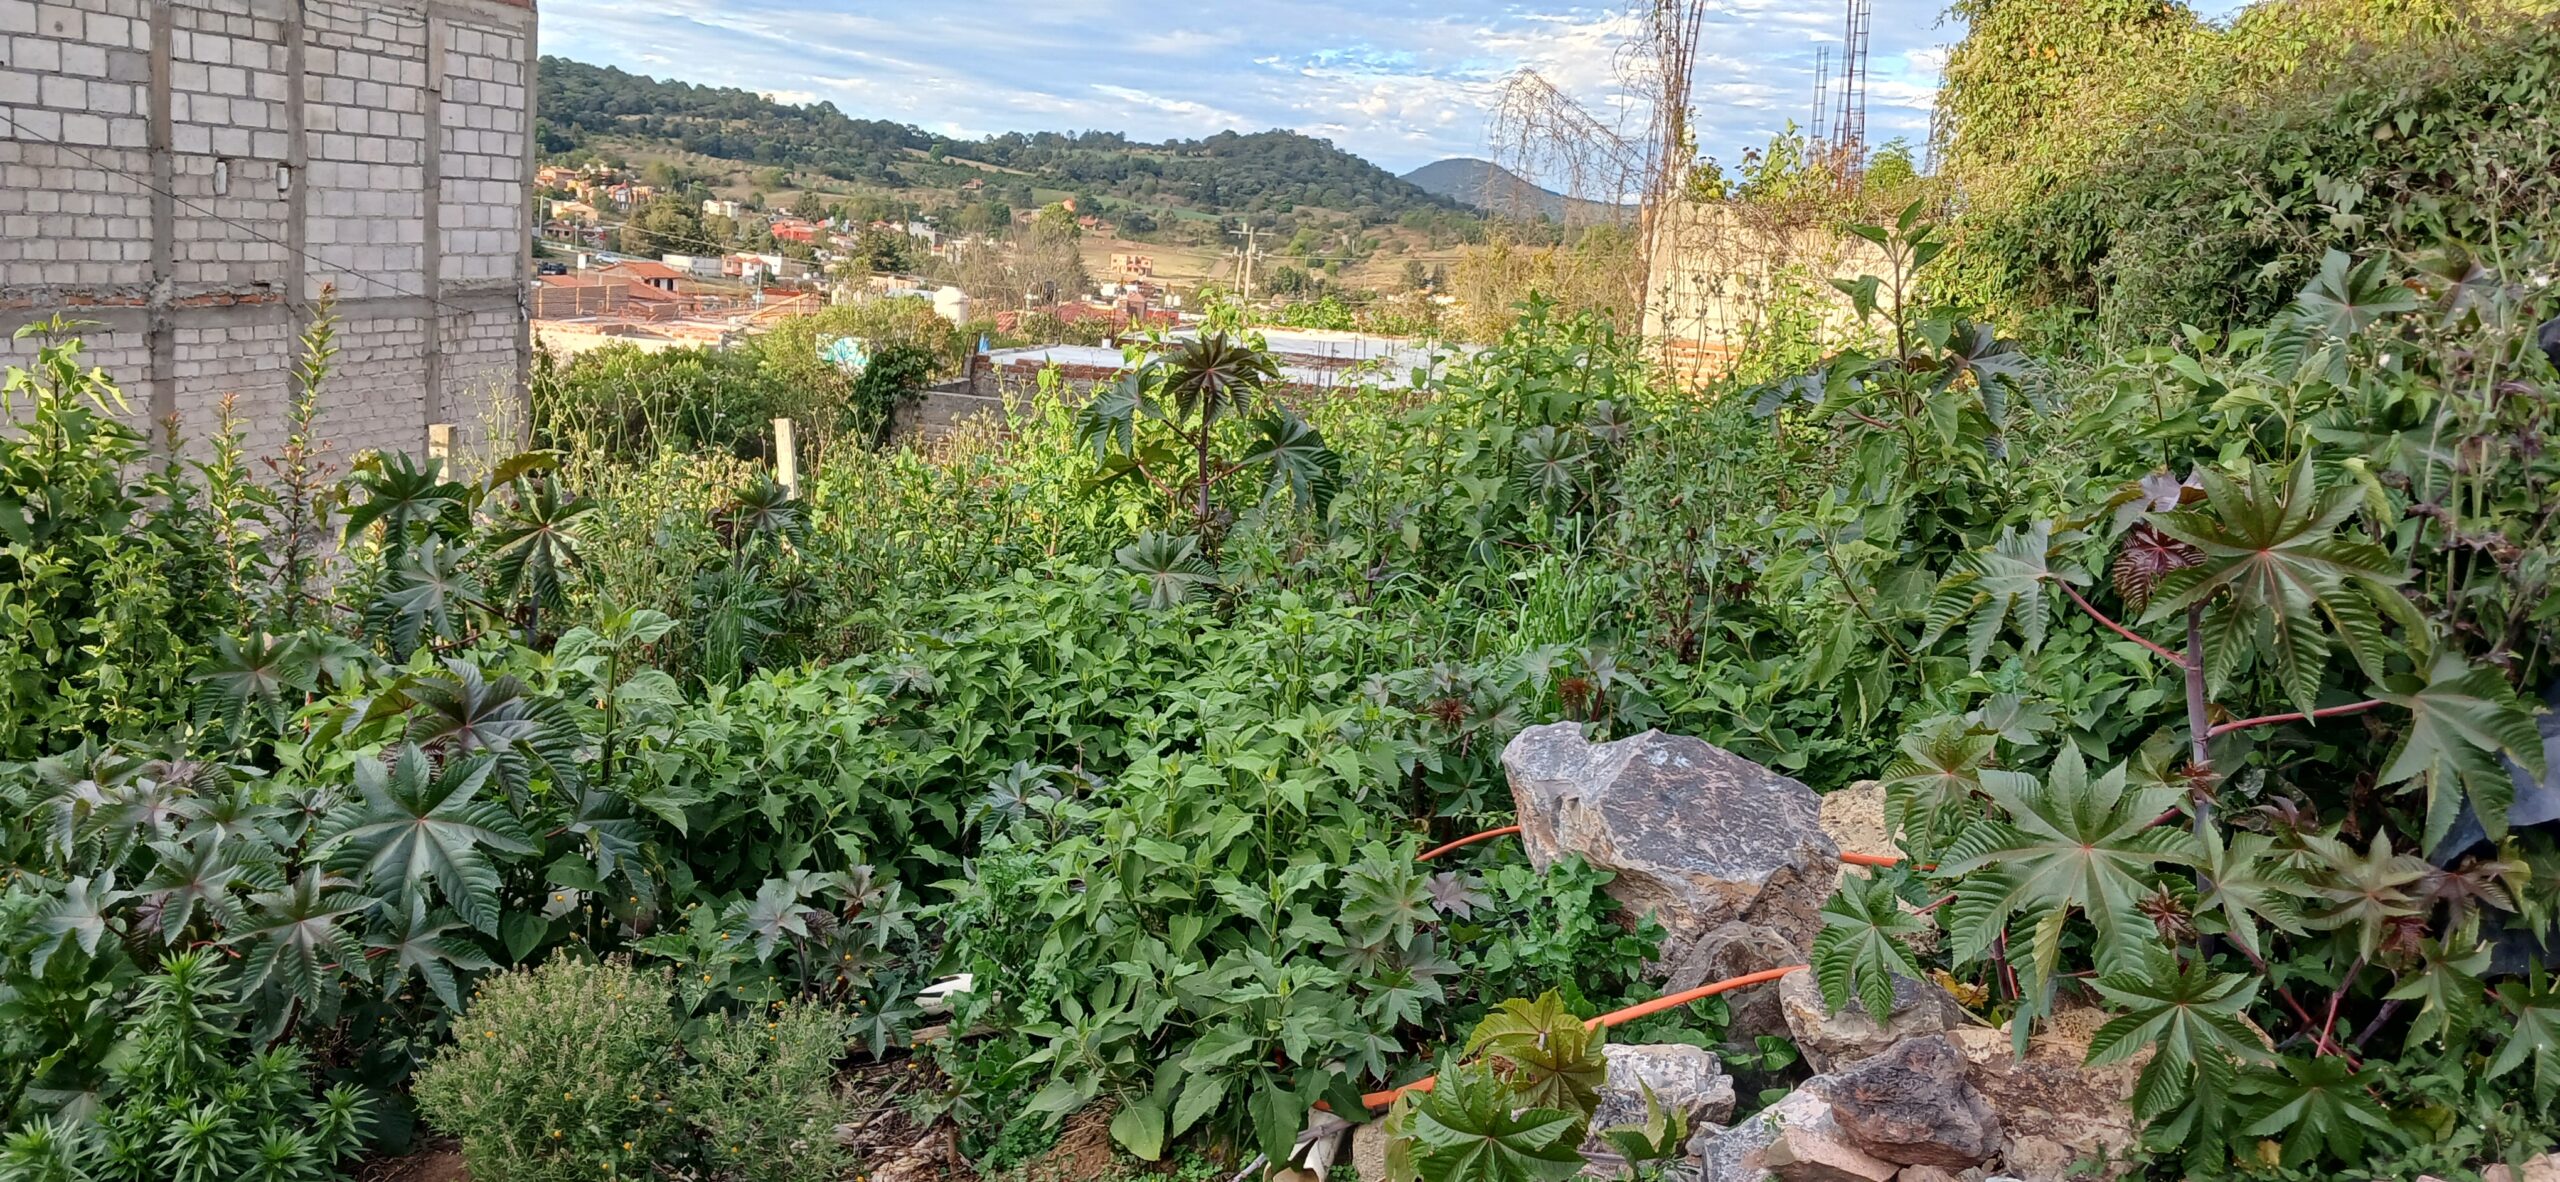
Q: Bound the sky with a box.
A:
[539,0,1973,182]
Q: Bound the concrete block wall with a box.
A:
[0,0,535,466]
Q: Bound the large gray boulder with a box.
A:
[1501,724,1838,963]
[1777,969,1973,1074]
[1817,1036,2001,1168]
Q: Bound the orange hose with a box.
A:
[1417,825,1523,862]
[1341,827,1904,1112]
[1352,964,1809,1110]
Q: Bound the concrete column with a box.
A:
[420,5,446,440]
[145,0,174,443]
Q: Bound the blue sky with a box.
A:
[538,1,1995,180]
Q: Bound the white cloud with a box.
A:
[541,0,1966,174]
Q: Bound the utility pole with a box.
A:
[1233,221,1263,302]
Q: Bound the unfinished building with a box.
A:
[0,0,537,460]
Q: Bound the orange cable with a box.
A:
[1416,825,1522,862]
[1341,828,1908,1112]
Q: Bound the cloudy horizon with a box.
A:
[537,0,1970,184]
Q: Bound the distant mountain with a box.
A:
[536,58,1469,226]
[1401,157,1629,223]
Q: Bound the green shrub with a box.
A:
[676,1002,859,1182]
[412,958,684,1182]
[0,951,371,1182]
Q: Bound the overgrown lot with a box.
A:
[4,10,2560,1182]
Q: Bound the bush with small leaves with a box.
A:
[412,957,684,1182]
[676,1001,861,1182]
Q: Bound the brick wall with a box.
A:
[0,0,535,465]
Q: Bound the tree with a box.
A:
[620,197,705,258]
[789,191,826,221]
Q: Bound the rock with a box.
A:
[1818,1037,2000,1167]
[1592,1044,1737,1135]
[1892,1169,1965,1182]
[1819,782,1894,889]
[1778,968,1970,1074]
[1350,1120,1389,1182]
[1501,724,1838,964]
[1690,1087,1895,1182]
[2482,1153,2560,1182]
[1665,923,1804,1039]
[1688,1088,1805,1182]
[1764,1092,1900,1182]
[1947,1007,2144,1181]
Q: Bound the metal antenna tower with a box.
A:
[1832,0,1872,156]
[1810,45,1830,144]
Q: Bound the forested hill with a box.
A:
[536,57,1467,222]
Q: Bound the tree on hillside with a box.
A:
[790,191,826,221]
[621,198,705,258]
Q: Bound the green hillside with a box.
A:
[536,57,1473,227]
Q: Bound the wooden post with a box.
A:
[426,422,453,479]
[772,417,798,498]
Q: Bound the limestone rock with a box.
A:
[1351,1120,1389,1182]
[1892,1168,1966,1182]
[1778,967,1970,1074]
[2482,1153,2560,1182]
[1690,1087,1897,1182]
[1592,1043,1738,1135]
[1763,1091,1899,1182]
[1947,1008,2144,1181]
[1501,724,1838,962]
[1818,1037,2000,1167]
[1819,782,1894,890]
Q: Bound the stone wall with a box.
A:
[0,0,536,464]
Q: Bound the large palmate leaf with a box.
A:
[400,659,586,801]
[2189,827,2311,961]
[2385,938,2491,1048]
[313,747,533,935]
[2487,971,2560,1107]
[341,450,469,547]
[1161,333,1277,427]
[1338,844,1434,951]
[1939,749,2198,986]
[368,895,494,1010]
[1814,869,1930,1022]
[1923,520,2077,669]
[1879,715,1995,859]
[2088,946,2266,1122]
[2291,250,2423,341]
[189,631,317,729]
[2377,651,2547,849]
[1511,426,1589,505]
[2141,462,2409,712]
[370,536,489,656]
[229,872,373,1006]
[33,872,126,973]
[135,838,263,944]
[1396,1064,1587,1182]
[1463,992,1607,1113]
[1114,531,1215,610]
[1239,412,1340,512]
[486,474,593,620]
[1073,367,1155,459]
[2237,1056,2401,1169]
[2299,832,2428,959]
